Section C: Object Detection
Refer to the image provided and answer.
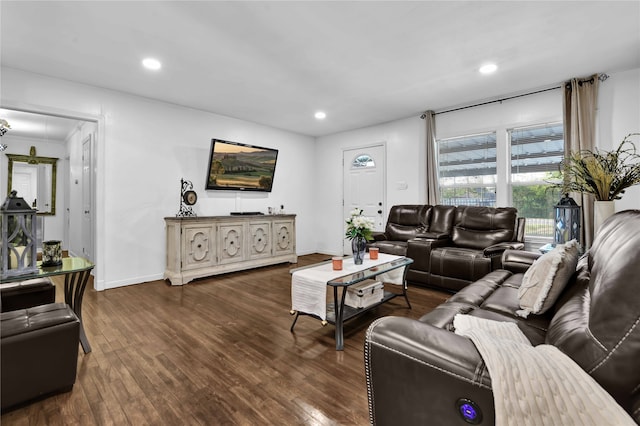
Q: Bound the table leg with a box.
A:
[334,286,348,351]
[64,268,93,354]
[402,285,412,309]
[290,311,300,332]
[401,265,412,309]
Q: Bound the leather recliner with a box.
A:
[364,210,640,425]
[368,205,432,256]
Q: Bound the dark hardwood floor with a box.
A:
[1,254,449,425]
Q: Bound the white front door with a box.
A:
[343,144,385,254]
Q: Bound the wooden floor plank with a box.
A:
[1,254,449,425]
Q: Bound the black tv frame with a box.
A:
[205,139,278,192]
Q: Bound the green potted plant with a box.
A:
[554,132,640,230]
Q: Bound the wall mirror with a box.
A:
[6,146,58,215]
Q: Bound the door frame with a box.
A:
[342,142,387,254]
[0,101,104,290]
[81,133,94,262]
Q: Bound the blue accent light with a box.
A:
[456,398,482,424]
[461,403,477,420]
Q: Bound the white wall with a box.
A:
[3,66,637,287]
[315,116,424,255]
[1,67,316,290]
[314,67,640,256]
[0,135,67,243]
[597,68,640,212]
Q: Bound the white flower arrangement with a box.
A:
[345,208,375,241]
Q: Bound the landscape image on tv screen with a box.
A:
[206,139,279,192]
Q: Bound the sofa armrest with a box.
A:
[501,249,540,274]
[371,232,388,242]
[415,231,450,240]
[406,237,450,272]
[483,242,525,258]
[365,317,495,425]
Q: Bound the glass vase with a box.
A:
[351,236,367,265]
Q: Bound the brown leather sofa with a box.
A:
[369,205,525,292]
[1,283,80,411]
[364,209,640,425]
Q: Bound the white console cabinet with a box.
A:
[164,215,297,285]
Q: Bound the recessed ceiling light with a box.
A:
[142,58,162,71]
[479,63,498,74]
[314,111,327,120]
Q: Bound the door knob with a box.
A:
[378,210,382,214]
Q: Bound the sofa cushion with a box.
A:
[451,226,514,250]
[516,240,579,318]
[427,205,456,234]
[451,206,517,249]
[446,270,511,305]
[0,303,77,338]
[420,300,548,346]
[369,240,408,256]
[385,223,424,242]
[430,247,492,282]
[384,205,431,241]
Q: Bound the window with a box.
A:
[510,123,564,239]
[351,154,375,168]
[437,123,565,241]
[438,132,497,206]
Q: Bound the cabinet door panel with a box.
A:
[219,223,245,264]
[183,226,215,270]
[273,220,295,255]
[250,222,272,259]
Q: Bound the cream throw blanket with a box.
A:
[453,315,635,426]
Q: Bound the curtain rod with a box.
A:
[421,73,610,118]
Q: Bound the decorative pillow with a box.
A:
[516,240,579,318]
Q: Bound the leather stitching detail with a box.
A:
[585,326,608,352]
[588,314,640,374]
[367,340,492,390]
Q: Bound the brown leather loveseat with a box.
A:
[369,205,525,292]
[364,210,640,425]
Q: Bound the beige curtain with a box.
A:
[425,110,439,205]
[563,74,599,248]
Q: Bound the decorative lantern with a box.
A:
[554,194,581,245]
[1,190,38,279]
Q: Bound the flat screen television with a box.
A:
[205,139,279,192]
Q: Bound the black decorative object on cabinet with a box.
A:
[177,178,197,217]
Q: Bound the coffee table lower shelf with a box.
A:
[290,289,410,350]
[326,290,399,324]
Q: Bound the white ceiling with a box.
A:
[0,108,80,141]
[1,1,639,138]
